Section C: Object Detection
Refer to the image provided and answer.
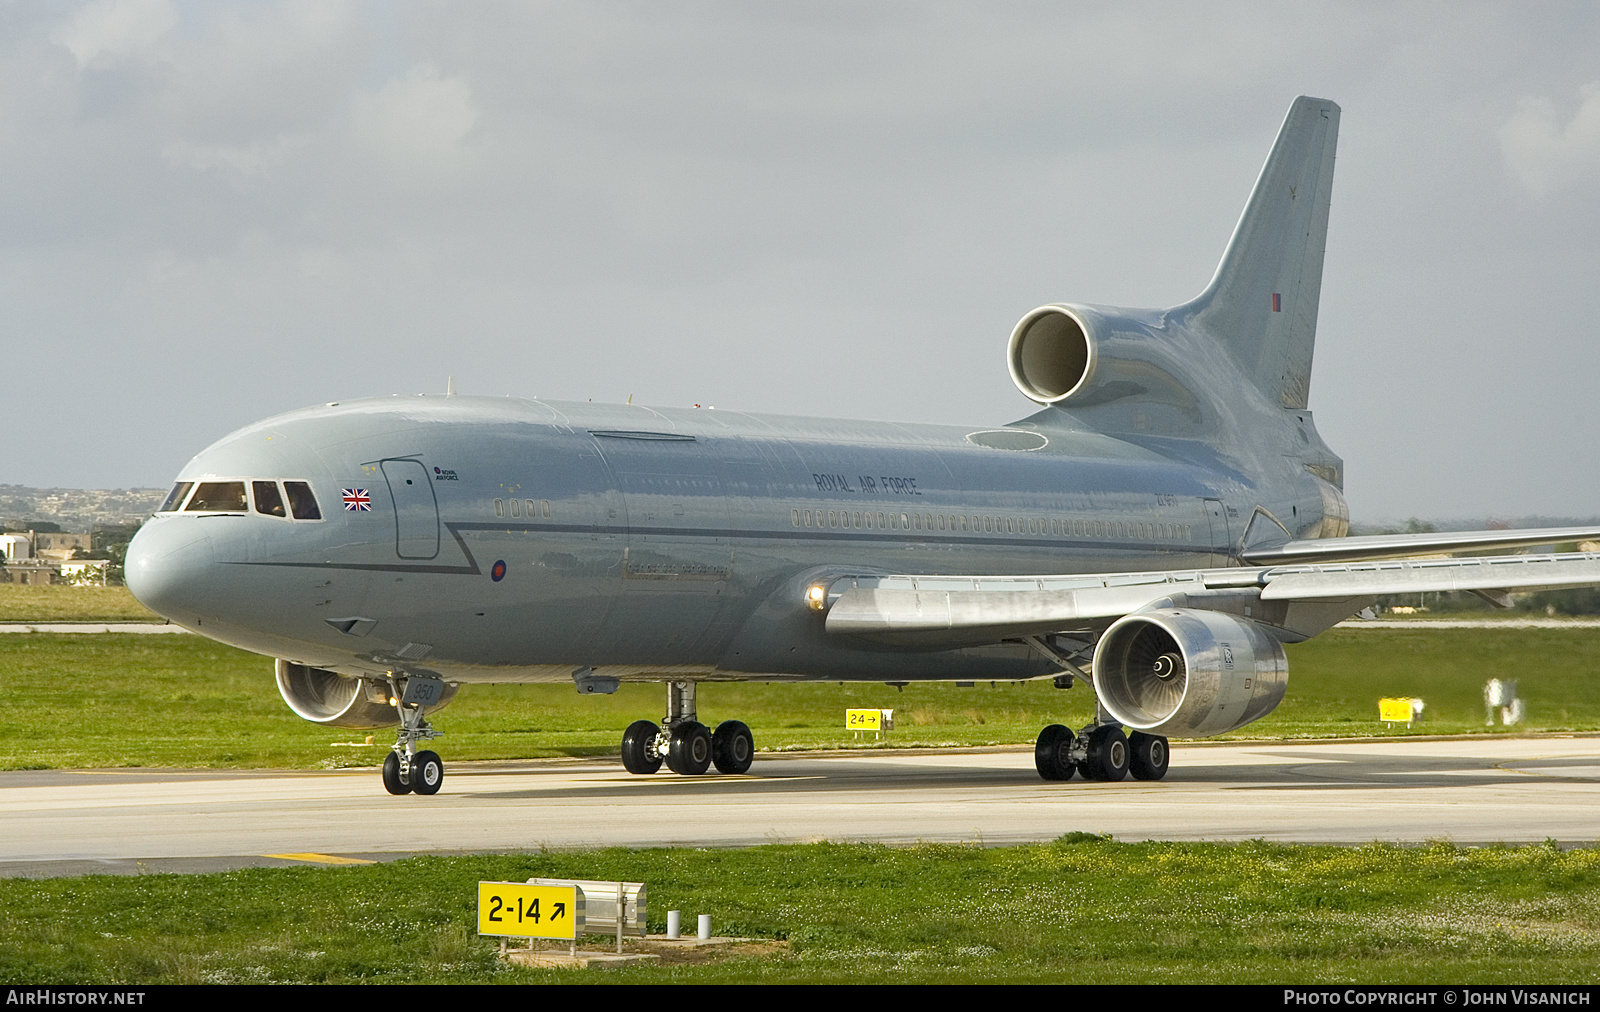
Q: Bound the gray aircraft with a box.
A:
[126,96,1600,796]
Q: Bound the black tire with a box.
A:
[621,720,663,774]
[1033,724,1077,781]
[1082,724,1130,782]
[1128,731,1170,781]
[412,750,444,795]
[712,720,755,774]
[666,721,713,775]
[382,751,412,795]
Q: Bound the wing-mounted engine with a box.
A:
[275,659,458,729]
[1006,304,1211,433]
[1091,609,1287,737]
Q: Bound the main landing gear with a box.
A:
[1034,722,1168,783]
[620,680,755,776]
[382,674,446,796]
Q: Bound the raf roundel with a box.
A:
[490,560,507,582]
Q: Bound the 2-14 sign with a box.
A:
[477,882,585,939]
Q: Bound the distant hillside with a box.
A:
[0,485,167,532]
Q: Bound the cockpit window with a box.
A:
[185,481,248,512]
[159,482,194,512]
[284,481,322,520]
[253,481,287,518]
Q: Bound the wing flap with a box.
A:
[825,583,1184,637]
[823,552,1600,644]
[1259,553,1600,600]
[1241,526,1600,565]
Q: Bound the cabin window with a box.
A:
[510,498,522,517]
[494,499,505,518]
[284,482,321,520]
[901,513,910,529]
[253,481,287,518]
[791,509,800,526]
[541,500,551,518]
[185,482,247,513]
[159,482,194,512]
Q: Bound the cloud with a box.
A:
[53,0,177,67]
[162,134,310,178]
[1499,82,1600,197]
[349,64,479,176]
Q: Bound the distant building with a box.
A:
[0,561,58,585]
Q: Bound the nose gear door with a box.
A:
[381,459,440,560]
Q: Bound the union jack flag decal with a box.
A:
[342,488,373,511]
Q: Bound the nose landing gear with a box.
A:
[619,681,756,776]
[380,674,446,796]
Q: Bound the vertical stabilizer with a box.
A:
[1187,96,1339,409]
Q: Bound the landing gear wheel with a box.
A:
[1128,732,1170,781]
[382,751,412,795]
[1082,725,1130,782]
[1033,724,1077,781]
[412,750,444,795]
[621,720,664,774]
[666,721,713,775]
[712,720,755,774]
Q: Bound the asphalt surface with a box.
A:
[2,736,1597,877]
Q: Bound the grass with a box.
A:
[2,628,1599,771]
[2,839,1597,983]
[0,585,160,623]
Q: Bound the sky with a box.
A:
[4,1,1600,521]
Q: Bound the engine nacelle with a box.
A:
[274,659,457,729]
[1092,610,1288,737]
[1007,304,1099,404]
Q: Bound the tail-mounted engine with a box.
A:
[1008,304,1099,404]
[1091,610,1287,737]
[275,659,458,729]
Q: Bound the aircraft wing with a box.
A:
[823,551,1600,647]
[1238,526,1600,565]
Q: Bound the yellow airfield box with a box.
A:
[846,708,881,731]
[848,708,898,731]
[1379,697,1419,723]
[478,882,584,939]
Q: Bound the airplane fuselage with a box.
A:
[128,391,1338,686]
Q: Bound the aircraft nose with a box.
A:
[125,518,217,625]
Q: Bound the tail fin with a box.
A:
[1186,96,1339,410]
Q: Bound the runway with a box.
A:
[3,735,1597,877]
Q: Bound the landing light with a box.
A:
[806,584,828,611]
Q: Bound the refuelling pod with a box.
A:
[1092,610,1287,738]
[275,659,457,729]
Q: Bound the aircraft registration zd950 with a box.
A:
[127,96,1600,795]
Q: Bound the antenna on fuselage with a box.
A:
[447,375,456,397]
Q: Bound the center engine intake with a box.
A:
[1091,610,1287,737]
